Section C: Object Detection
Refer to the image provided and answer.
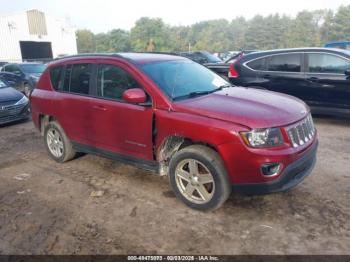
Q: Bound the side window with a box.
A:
[62,64,91,94]
[97,64,140,101]
[308,53,350,74]
[246,58,266,71]
[11,65,22,75]
[3,65,14,72]
[267,54,301,72]
[49,66,63,90]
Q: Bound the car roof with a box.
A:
[120,52,186,64]
[5,62,43,66]
[241,47,350,60]
[51,52,186,66]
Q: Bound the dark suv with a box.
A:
[1,63,46,96]
[228,48,350,116]
[30,53,318,211]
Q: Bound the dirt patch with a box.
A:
[0,117,349,254]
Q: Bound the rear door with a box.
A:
[89,62,154,161]
[54,63,95,145]
[262,53,308,100]
[305,52,350,109]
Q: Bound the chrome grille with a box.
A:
[0,104,25,118]
[286,114,315,147]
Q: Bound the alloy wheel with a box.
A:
[175,159,215,204]
[46,128,64,158]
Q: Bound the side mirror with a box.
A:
[345,69,350,76]
[122,88,147,104]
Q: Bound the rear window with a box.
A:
[63,64,91,95]
[49,66,63,90]
[267,53,301,72]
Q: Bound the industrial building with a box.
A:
[0,9,77,62]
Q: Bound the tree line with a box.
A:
[76,5,350,53]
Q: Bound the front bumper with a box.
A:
[0,103,30,125]
[232,140,318,195]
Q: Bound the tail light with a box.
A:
[228,64,239,78]
[228,54,242,78]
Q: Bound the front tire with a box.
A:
[168,145,231,211]
[44,121,76,163]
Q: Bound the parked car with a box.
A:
[205,50,258,80]
[178,51,222,64]
[1,62,46,96]
[227,48,350,116]
[0,72,25,93]
[30,53,318,211]
[0,79,30,125]
[213,51,240,61]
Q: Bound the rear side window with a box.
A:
[62,64,91,95]
[97,64,140,101]
[267,54,301,72]
[308,53,350,74]
[246,58,266,71]
[49,66,63,90]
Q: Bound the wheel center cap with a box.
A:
[191,176,199,185]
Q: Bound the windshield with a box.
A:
[0,79,7,88]
[141,60,229,100]
[19,64,46,74]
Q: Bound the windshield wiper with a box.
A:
[188,90,213,97]
[219,84,233,88]
[188,85,233,98]
[173,84,233,101]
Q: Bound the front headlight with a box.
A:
[240,128,284,148]
[15,96,29,105]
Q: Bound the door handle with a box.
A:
[263,74,271,79]
[92,105,107,111]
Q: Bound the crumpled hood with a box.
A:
[173,87,309,129]
[0,87,23,103]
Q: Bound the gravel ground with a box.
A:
[0,117,349,255]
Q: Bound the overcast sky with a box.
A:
[1,0,349,33]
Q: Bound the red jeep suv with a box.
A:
[30,53,318,211]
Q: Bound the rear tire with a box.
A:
[44,121,76,163]
[168,145,231,211]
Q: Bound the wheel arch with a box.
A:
[156,135,221,176]
[39,114,57,135]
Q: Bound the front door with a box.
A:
[89,63,154,161]
[305,52,350,110]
